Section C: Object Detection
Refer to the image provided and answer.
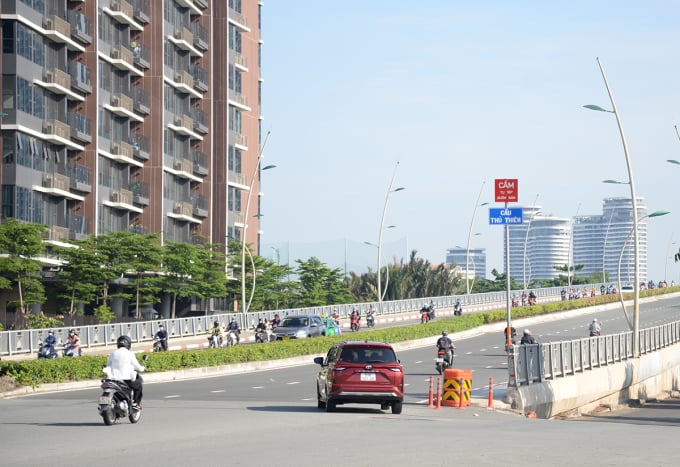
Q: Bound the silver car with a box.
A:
[273,314,326,340]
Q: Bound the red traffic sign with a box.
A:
[495,179,518,202]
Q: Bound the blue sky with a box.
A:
[260,1,680,281]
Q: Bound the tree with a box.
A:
[55,239,103,318]
[0,219,47,323]
[161,241,202,319]
[294,257,352,307]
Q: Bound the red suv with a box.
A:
[313,341,404,414]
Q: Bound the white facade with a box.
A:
[573,197,647,285]
[445,248,487,279]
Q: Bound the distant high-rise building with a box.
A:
[573,197,647,284]
[445,247,486,279]
[505,206,571,285]
[0,0,263,252]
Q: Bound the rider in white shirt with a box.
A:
[104,335,146,407]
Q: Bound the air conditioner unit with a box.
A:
[44,18,53,30]
[174,116,183,126]
[44,123,54,134]
[111,143,120,154]
[111,95,120,107]
[111,49,120,59]
[173,160,183,170]
[174,73,182,83]
[173,203,183,214]
[44,70,54,82]
[111,192,120,202]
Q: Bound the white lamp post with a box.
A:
[585,57,641,356]
[240,131,273,313]
[465,180,488,294]
[377,162,404,312]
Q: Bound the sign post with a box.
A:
[494,179,519,354]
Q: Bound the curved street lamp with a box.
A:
[377,162,404,312]
[584,57,641,355]
[465,181,488,294]
[616,210,670,329]
[522,194,540,292]
[241,131,273,313]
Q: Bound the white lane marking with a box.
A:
[465,351,473,355]
[165,395,181,399]
[415,360,423,364]
[211,390,226,393]
[415,399,429,404]
[252,386,264,389]
[287,381,301,385]
[480,348,487,352]
[301,398,313,401]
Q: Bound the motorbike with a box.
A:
[366,313,375,328]
[589,330,601,337]
[421,309,431,324]
[63,342,81,357]
[350,315,360,332]
[255,329,274,343]
[453,302,463,316]
[152,336,166,352]
[435,348,454,375]
[226,329,239,346]
[38,342,58,359]
[97,355,148,426]
[207,333,222,348]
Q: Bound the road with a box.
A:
[1,294,679,465]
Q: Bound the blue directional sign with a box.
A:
[489,207,524,225]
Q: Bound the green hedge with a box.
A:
[2,287,676,388]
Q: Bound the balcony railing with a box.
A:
[68,112,92,143]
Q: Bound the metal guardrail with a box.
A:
[0,284,589,357]
[514,321,680,385]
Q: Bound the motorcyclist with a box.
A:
[272,313,281,330]
[154,324,168,351]
[65,329,81,356]
[227,318,241,344]
[528,290,537,305]
[420,303,430,322]
[588,318,602,337]
[104,335,145,408]
[255,319,267,342]
[520,329,538,344]
[43,330,58,356]
[366,306,375,326]
[453,299,462,316]
[208,320,223,347]
[436,330,456,365]
[350,309,361,330]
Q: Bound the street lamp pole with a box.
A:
[616,210,670,329]
[241,131,273,313]
[602,209,615,283]
[522,194,539,291]
[377,162,404,312]
[465,181,487,294]
[585,57,640,355]
[568,203,581,289]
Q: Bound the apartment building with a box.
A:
[0,0,263,256]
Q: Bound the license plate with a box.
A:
[360,373,376,382]
[435,358,444,363]
[281,336,290,341]
[98,396,112,405]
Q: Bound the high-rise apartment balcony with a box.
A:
[43,119,70,141]
[172,201,194,218]
[234,52,248,72]
[45,225,70,243]
[234,132,248,150]
[108,0,143,31]
[229,91,251,112]
[132,42,150,69]
[173,157,194,176]
[169,114,202,140]
[194,0,209,10]
[175,0,203,16]
[110,189,134,205]
[131,87,150,115]
[229,10,249,31]
[173,70,198,96]
[43,173,70,192]
[69,11,92,45]
[110,45,142,76]
[191,108,208,134]
[70,62,92,94]
[192,194,208,218]
[129,180,150,206]
[131,134,150,161]
[110,141,135,161]
[190,65,208,93]
[131,0,151,24]
[192,150,209,176]
[68,112,92,144]
[70,163,92,193]
[191,22,208,51]
[169,27,202,57]
[107,92,143,122]
[69,215,90,241]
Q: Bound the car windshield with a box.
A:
[339,347,397,364]
[281,317,308,327]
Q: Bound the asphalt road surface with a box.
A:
[1,294,679,466]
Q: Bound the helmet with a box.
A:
[48,330,54,335]
[592,318,598,322]
[69,329,76,335]
[524,329,531,335]
[159,324,165,329]
[442,330,449,336]
[117,335,132,350]
[214,321,219,327]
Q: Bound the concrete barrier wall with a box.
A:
[509,342,680,418]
